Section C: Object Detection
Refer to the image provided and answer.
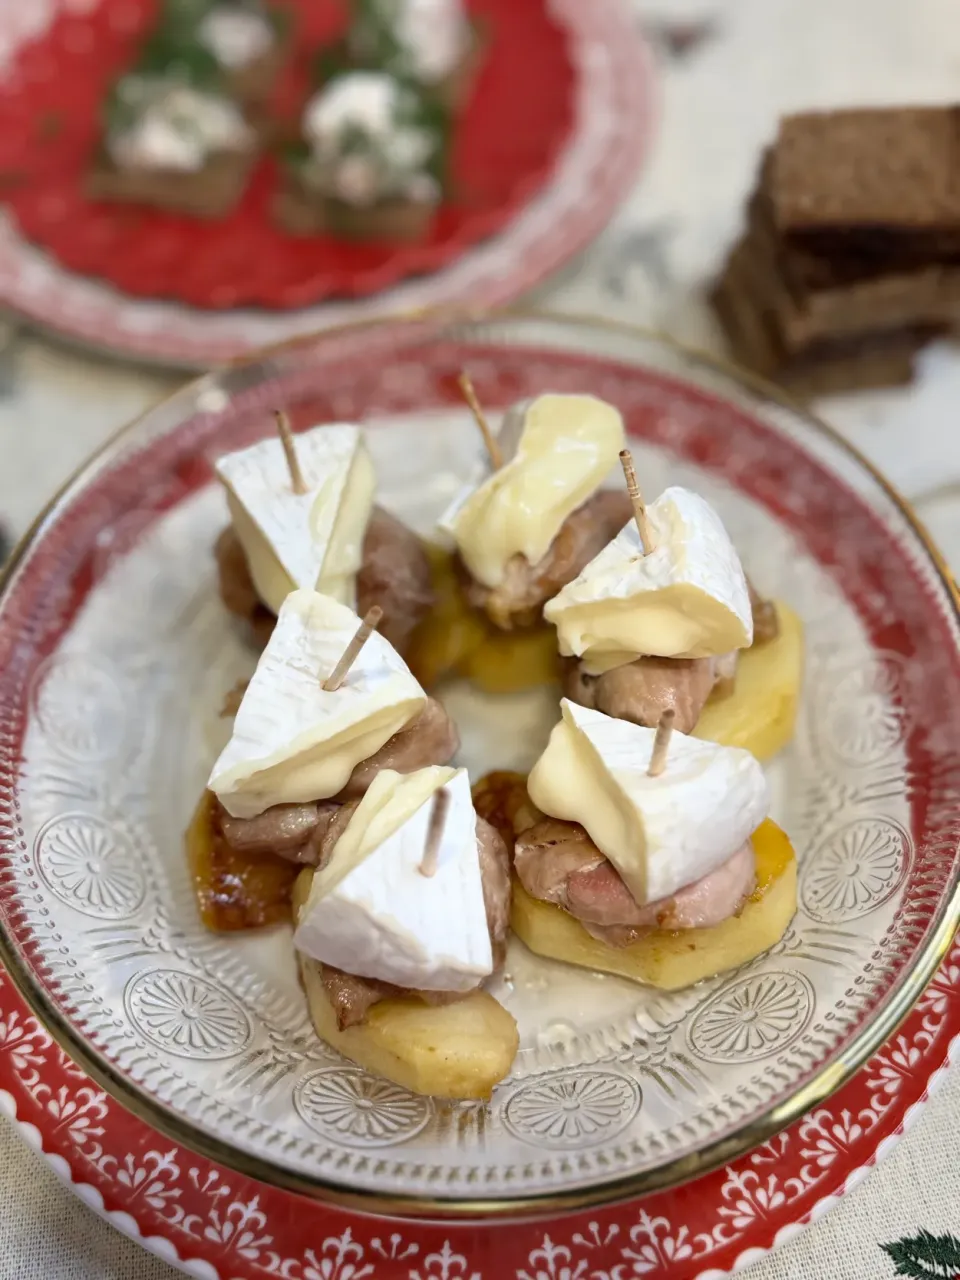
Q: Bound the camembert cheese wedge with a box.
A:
[544,485,753,673]
[216,423,376,614]
[208,590,425,818]
[295,766,492,992]
[438,393,625,588]
[527,700,768,906]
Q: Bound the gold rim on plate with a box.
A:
[0,308,957,1218]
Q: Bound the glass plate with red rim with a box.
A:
[0,313,957,1276]
[0,1,655,366]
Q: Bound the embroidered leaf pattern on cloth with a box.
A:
[881,1229,960,1278]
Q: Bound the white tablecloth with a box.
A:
[1,0,959,1274]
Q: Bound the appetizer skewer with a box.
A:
[191,587,515,1097]
[411,384,801,733]
[214,418,434,657]
[438,387,634,631]
[192,387,804,1084]
[546,450,802,762]
[479,701,797,989]
[293,765,514,1062]
[190,590,459,931]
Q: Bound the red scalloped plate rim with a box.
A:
[0,0,650,307]
[2,0,579,309]
[0,0,657,366]
[0,935,954,1279]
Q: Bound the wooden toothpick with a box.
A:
[458,371,503,470]
[419,787,450,878]
[619,449,654,554]
[647,709,676,778]
[322,606,383,691]
[275,409,307,495]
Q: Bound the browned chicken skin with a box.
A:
[214,507,435,656]
[514,818,756,947]
[314,799,358,867]
[513,818,604,902]
[564,582,778,730]
[459,489,634,631]
[218,801,339,862]
[356,506,436,654]
[335,697,459,800]
[476,814,512,970]
[318,968,464,1031]
[215,699,458,864]
[564,653,728,733]
[215,696,463,855]
[472,770,542,847]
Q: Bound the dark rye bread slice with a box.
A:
[274,171,437,241]
[771,106,960,263]
[746,187,960,348]
[755,149,960,291]
[710,236,928,396]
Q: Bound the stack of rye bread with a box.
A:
[712,106,960,396]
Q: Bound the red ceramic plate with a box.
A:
[0,2,655,365]
[0,934,954,1276]
[0,0,576,308]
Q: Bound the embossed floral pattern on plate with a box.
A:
[294,1069,432,1147]
[503,1071,641,1149]
[802,818,911,923]
[124,971,253,1061]
[34,813,147,919]
[0,322,958,1208]
[819,657,905,767]
[30,653,130,764]
[687,973,816,1063]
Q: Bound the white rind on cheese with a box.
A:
[294,767,493,992]
[527,700,768,906]
[208,590,425,818]
[544,485,753,672]
[437,393,625,588]
[217,423,376,614]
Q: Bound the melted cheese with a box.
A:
[527,700,768,905]
[294,767,492,991]
[438,394,625,588]
[544,485,753,672]
[217,423,375,614]
[208,590,425,817]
